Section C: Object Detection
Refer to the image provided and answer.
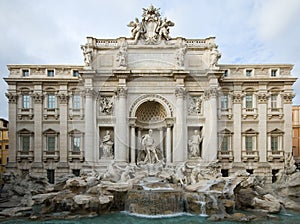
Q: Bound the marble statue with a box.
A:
[81,46,93,67]
[210,46,221,68]
[142,129,160,164]
[116,43,127,67]
[176,46,186,67]
[127,18,144,42]
[127,5,174,44]
[101,130,114,158]
[158,17,174,41]
[188,130,203,158]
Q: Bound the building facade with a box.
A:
[5,6,297,183]
[0,118,9,176]
[292,105,300,165]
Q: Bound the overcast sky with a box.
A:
[1,0,300,119]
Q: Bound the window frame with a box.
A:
[47,94,56,109]
[245,136,253,151]
[22,94,30,109]
[22,69,30,77]
[245,94,253,109]
[73,94,81,110]
[47,69,55,77]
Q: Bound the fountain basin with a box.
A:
[125,190,185,215]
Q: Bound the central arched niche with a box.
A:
[136,101,167,123]
[130,94,174,129]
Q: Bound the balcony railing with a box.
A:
[17,150,34,162]
[43,108,59,120]
[218,108,233,119]
[268,108,283,119]
[242,150,259,162]
[267,150,284,162]
[43,150,59,162]
[242,108,258,119]
[17,108,34,120]
[68,150,84,162]
[218,150,233,161]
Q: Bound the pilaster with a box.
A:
[232,90,242,162]
[83,87,96,166]
[58,87,69,167]
[32,87,43,169]
[282,92,294,154]
[257,90,268,162]
[5,92,18,168]
[174,87,187,162]
[115,86,128,162]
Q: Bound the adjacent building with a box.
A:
[0,118,9,175]
[292,105,300,166]
[4,6,297,183]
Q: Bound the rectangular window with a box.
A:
[246,69,252,77]
[47,169,55,184]
[48,95,56,109]
[271,69,277,77]
[21,136,30,151]
[22,95,30,109]
[5,145,8,150]
[73,95,81,109]
[245,136,253,151]
[221,136,229,151]
[47,136,56,152]
[271,94,277,108]
[22,69,29,77]
[245,95,253,108]
[271,136,278,151]
[73,70,79,77]
[220,95,228,110]
[73,169,80,177]
[72,137,80,151]
[223,70,228,77]
[47,70,54,77]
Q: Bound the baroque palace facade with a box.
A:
[5,6,297,183]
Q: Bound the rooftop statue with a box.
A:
[127,5,174,44]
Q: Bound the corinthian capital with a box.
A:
[5,92,18,103]
[115,87,128,97]
[232,91,243,104]
[57,93,69,104]
[82,88,96,97]
[32,92,43,104]
[257,92,269,104]
[281,92,295,104]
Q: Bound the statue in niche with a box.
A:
[116,43,127,67]
[188,130,203,158]
[81,45,93,67]
[188,96,202,115]
[99,96,113,115]
[210,46,221,69]
[100,130,114,158]
[138,129,163,164]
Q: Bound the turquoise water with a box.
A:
[1,211,300,224]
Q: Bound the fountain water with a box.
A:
[194,193,208,217]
